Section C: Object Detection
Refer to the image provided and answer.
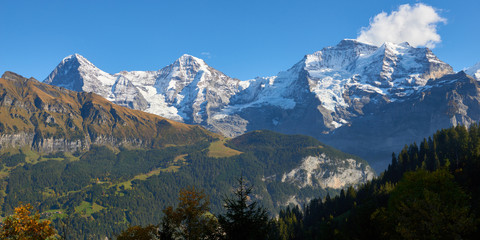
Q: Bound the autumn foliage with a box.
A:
[160,187,222,240]
[0,203,57,240]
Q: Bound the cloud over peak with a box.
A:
[357,3,446,48]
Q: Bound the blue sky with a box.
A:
[0,0,479,80]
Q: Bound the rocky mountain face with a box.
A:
[45,40,480,171]
[0,71,216,152]
[322,72,480,170]
[281,154,374,189]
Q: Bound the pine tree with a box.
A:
[218,177,271,240]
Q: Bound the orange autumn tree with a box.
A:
[0,203,57,240]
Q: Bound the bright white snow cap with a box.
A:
[357,3,446,48]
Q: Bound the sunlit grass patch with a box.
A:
[207,138,242,158]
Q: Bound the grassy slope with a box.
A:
[0,71,218,150]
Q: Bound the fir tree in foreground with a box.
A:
[218,177,271,240]
[116,179,274,240]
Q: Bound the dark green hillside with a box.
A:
[228,130,371,181]
[230,130,367,162]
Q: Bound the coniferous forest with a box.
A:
[275,124,480,239]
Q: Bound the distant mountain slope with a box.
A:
[322,72,480,170]
[228,130,374,190]
[0,71,216,152]
[0,70,377,239]
[278,119,480,240]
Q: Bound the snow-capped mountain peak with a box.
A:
[270,40,453,129]
[44,53,116,95]
[466,62,480,80]
[57,53,103,75]
[67,53,89,64]
[304,39,378,71]
[148,54,242,124]
[174,54,207,67]
[42,41,480,173]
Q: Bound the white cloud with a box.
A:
[357,3,446,48]
[201,52,212,59]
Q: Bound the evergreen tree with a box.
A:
[218,177,271,240]
[374,169,475,239]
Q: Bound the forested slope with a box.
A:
[276,124,480,239]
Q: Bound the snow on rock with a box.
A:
[303,40,452,114]
[45,54,117,98]
[281,154,375,189]
[466,62,480,80]
[45,54,244,125]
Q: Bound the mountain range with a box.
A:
[44,39,480,170]
[0,71,375,238]
[0,70,374,200]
